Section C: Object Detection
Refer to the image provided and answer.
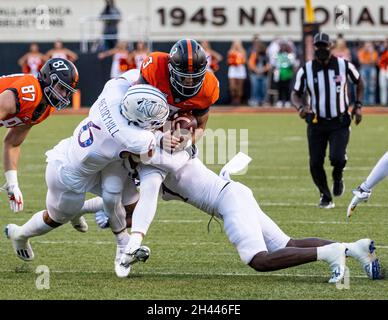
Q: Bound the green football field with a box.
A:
[0,113,387,300]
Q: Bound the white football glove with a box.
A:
[95,210,110,229]
[2,170,23,213]
[3,183,24,213]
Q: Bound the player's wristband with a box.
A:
[5,170,18,186]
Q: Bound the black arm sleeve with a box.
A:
[192,107,210,117]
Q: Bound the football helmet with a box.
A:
[168,39,208,97]
[121,84,169,130]
[38,58,79,110]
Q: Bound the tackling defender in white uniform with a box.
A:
[5,72,191,277]
[92,152,382,282]
[347,151,388,218]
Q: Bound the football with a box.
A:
[173,112,198,132]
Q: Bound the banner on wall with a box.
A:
[0,0,386,42]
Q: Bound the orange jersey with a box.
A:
[140,52,219,112]
[0,74,54,128]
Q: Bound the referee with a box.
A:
[291,32,364,209]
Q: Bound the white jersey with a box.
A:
[138,157,290,264]
[46,73,155,192]
[139,158,228,216]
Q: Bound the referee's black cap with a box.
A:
[313,32,331,46]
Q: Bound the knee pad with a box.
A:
[102,190,126,233]
[102,190,122,211]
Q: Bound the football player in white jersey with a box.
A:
[347,151,388,218]
[88,150,380,282]
[5,73,191,277]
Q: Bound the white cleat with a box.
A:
[5,224,34,261]
[325,243,347,284]
[347,187,371,219]
[117,246,151,278]
[71,216,88,233]
[345,239,382,280]
[115,244,131,278]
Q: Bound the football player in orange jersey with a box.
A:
[137,39,220,152]
[0,57,79,213]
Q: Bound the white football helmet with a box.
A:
[121,84,169,130]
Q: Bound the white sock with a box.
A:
[126,232,144,253]
[80,197,103,213]
[115,230,130,247]
[317,243,337,261]
[20,210,53,239]
[362,152,388,191]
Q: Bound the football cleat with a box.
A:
[117,245,151,278]
[70,216,88,233]
[346,187,371,218]
[345,239,382,280]
[115,244,131,278]
[326,243,347,284]
[5,224,34,261]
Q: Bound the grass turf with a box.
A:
[0,113,387,300]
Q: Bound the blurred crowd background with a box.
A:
[1,0,387,107]
[13,35,388,107]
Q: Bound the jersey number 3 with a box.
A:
[21,85,36,102]
[142,57,153,69]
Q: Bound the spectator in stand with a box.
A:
[130,41,150,70]
[46,40,78,62]
[274,41,296,108]
[378,39,388,106]
[358,41,378,105]
[227,40,247,106]
[267,38,297,106]
[100,0,121,50]
[18,43,46,78]
[248,41,270,107]
[332,37,351,61]
[200,40,223,73]
[98,41,132,79]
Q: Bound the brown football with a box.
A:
[173,113,198,132]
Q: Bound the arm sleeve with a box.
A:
[346,61,361,84]
[293,67,306,95]
[130,169,165,235]
[192,107,210,117]
[144,147,190,172]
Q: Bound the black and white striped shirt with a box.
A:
[293,57,360,119]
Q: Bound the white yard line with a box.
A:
[7,239,388,250]
[0,268,371,279]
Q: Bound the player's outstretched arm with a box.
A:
[192,112,209,144]
[124,169,164,254]
[0,90,18,120]
[2,125,31,213]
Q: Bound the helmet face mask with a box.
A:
[168,39,208,97]
[44,73,77,110]
[121,85,169,131]
[168,64,206,97]
[39,58,79,110]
